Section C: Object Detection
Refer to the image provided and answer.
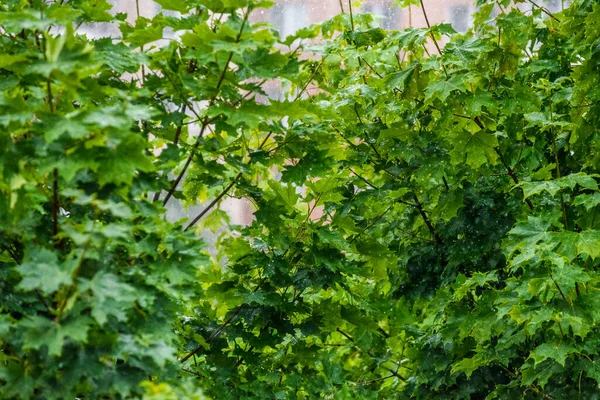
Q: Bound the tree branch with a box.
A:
[527,0,560,22]
[349,204,394,244]
[347,0,355,31]
[496,149,534,211]
[180,302,248,363]
[413,192,444,246]
[52,168,59,247]
[184,172,242,232]
[162,9,251,207]
[173,104,187,146]
[162,132,204,206]
[349,167,379,189]
[419,0,448,76]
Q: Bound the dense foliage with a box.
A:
[2,0,600,398]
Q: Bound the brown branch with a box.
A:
[349,167,379,189]
[234,346,253,368]
[337,327,407,382]
[162,9,250,207]
[347,0,355,31]
[349,204,394,244]
[384,367,407,382]
[181,53,325,223]
[442,176,450,191]
[163,132,204,206]
[359,56,383,79]
[46,78,54,112]
[52,168,59,246]
[336,328,355,342]
[180,304,246,363]
[184,172,242,232]
[413,192,444,246]
[182,368,203,378]
[526,0,560,22]
[173,104,187,146]
[496,149,534,211]
[295,59,324,101]
[418,0,447,76]
[354,105,383,161]
[179,283,262,364]
[359,374,396,385]
[468,116,534,211]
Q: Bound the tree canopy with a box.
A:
[2,0,600,398]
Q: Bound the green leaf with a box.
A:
[268,180,299,208]
[451,353,488,378]
[155,0,190,13]
[382,64,416,91]
[578,230,600,259]
[449,130,499,168]
[21,317,91,356]
[425,75,466,102]
[17,248,73,294]
[530,342,577,367]
[573,193,600,210]
[81,273,138,325]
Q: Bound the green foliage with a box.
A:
[2,0,600,399]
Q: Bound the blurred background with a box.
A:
[80,0,566,241]
[83,0,566,40]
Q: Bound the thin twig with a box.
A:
[337,328,355,342]
[359,374,395,385]
[496,149,534,211]
[184,172,242,231]
[526,0,560,22]
[348,0,355,31]
[162,131,204,206]
[162,9,251,207]
[413,192,444,246]
[295,59,325,101]
[418,0,448,76]
[180,289,255,363]
[52,168,59,246]
[173,104,187,146]
[349,204,394,244]
[349,167,379,189]
[359,57,383,79]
